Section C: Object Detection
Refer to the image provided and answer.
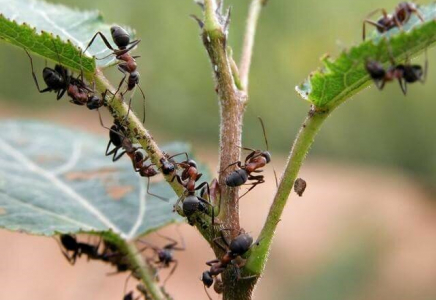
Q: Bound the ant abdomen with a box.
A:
[229,233,253,256]
[42,67,66,89]
[110,26,131,49]
[226,169,248,187]
[183,195,203,216]
[365,60,386,80]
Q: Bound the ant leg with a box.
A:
[162,260,178,286]
[221,161,243,173]
[53,237,76,265]
[203,285,213,300]
[113,40,142,57]
[137,84,146,123]
[83,32,115,56]
[362,8,388,40]
[398,78,407,95]
[114,67,128,98]
[146,177,169,202]
[24,49,51,93]
[113,150,127,162]
[206,259,220,266]
[168,152,189,161]
[171,174,185,186]
[56,88,67,100]
[422,48,428,84]
[239,178,264,200]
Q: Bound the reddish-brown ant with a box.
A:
[83,26,145,121]
[25,47,109,110]
[363,2,424,41]
[224,117,276,199]
[365,49,427,95]
[139,230,186,286]
[100,117,167,201]
[201,230,254,296]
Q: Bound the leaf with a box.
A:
[0,121,204,240]
[0,0,135,73]
[296,3,436,109]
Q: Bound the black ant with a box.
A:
[365,49,427,95]
[159,152,190,175]
[100,117,167,201]
[123,291,140,300]
[363,2,424,41]
[57,234,101,265]
[25,45,108,110]
[201,230,254,296]
[83,26,145,121]
[224,117,276,199]
[139,230,186,286]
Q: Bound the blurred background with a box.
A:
[0,0,435,299]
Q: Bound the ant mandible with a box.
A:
[83,26,146,121]
[365,49,427,94]
[362,2,424,41]
[139,230,186,286]
[224,117,276,199]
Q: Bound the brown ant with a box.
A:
[25,45,108,110]
[100,117,167,201]
[224,117,276,199]
[159,152,190,175]
[83,26,145,121]
[201,230,254,296]
[139,230,186,286]
[365,49,427,95]
[363,2,424,41]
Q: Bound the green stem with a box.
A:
[244,107,330,275]
[125,242,165,300]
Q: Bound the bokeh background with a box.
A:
[0,0,435,299]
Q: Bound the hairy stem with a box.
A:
[126,242,165,300]
[244,107,330,275]
[239,0,267,91]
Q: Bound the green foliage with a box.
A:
[0,121,198,239]
[0,0,134,73]
[296,3,436,109]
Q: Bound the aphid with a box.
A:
[363,2,424,41]
[294,178,307,197]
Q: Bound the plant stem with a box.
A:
[125,242,165,300]
[244,107,330,275]
[239,0,267,91]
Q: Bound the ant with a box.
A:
[365,49,427,95]
[159,152,190,175]
[224,117,276,199]
[201,230,254,295]
[363,2,424,41]
[139,230,186,286]
[83,26,145,121]
[101,118,167,201]
[57,234,101,265]
[123,291,140,300]
[25,45,108,110]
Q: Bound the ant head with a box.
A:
[229,233,253,256]
[365,60,386,80]
[201,271,214,288]
[43,66,66,89]
[110,26,130,49]
[160,159,175,175]
[158,249,172,263]
[262,151,271,163]
[403,65,423,83]
[86,95,101,110]
[123,292,134,300]
[134,151,144,163]
[60,234,77,250]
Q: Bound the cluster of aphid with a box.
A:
[363,2,428,94]
[26,20,310,300]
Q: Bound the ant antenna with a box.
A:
[258,117,278,188]
[204,284,213,300]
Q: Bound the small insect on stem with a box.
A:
[294,178,307,197]
[83,26,146,123]
[362,2,424,41]
[224,117,277,200]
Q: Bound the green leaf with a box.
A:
[0,0,135,73]
[296,3,436,109]
[0,121,203,239]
